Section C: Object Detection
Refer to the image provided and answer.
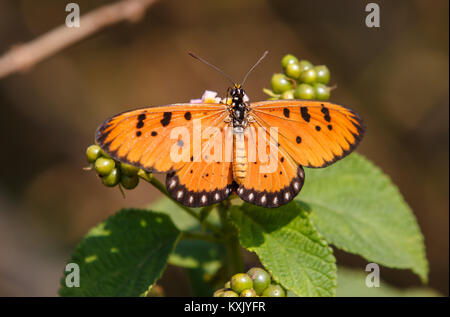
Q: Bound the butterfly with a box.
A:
[95,52,365,208]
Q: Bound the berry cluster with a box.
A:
[264,54,332,101]
[213,267,286,297]
[86,145,140,189]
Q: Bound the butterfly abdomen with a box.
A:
[233,131,247,183]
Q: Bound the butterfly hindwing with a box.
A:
[250,100,364,168]
[235,125,305,208]
[166,120,235,207]
[166,161,234,207]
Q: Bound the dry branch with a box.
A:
[0,0,157,79]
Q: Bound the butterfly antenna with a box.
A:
[188,52,235,86]
[241,50,269,86]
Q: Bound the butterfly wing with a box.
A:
[96,103,235,207]
[235,99,364,208]
[250,100,365,167]
[234,124,305,208]
[166,122,235,207]
[96,103,227,172]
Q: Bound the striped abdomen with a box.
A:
[233,131,247,183]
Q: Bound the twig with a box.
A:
[0,0,158,79]
[218,199,244,277]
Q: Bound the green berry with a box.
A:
[294,84,315,99]
[281,89,294,100]
[102,168,121,187]
[299,68,317,84]
[247,267,271,295]
[120,162,139,176]
[213,288,226,297]
[281,54,298,69]
[230,273,253,294]
[240,289,257,297]
[221,290,239,297]
[314,65,330,84]
[86,145,101,163]
[262,284,286,297]
[298,60,313,72]
[285,62,301,79]
[313,83,331,101]
[121,175,139,190]
[95,157,115,176]
[268,97,280,100]
[224,281,231,289]
[270,73,293,94]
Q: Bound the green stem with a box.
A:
[218,199,244,277]
[138,170,222,236]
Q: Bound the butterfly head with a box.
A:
[230,84,245,99]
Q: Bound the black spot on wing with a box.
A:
[161,112,172,127]
[184,112,192,120]
[321,105,331,122]
[137,113,146,128]
[283,108,290,118]
[300,107,310,122]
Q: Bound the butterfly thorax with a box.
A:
[230,86,248,132]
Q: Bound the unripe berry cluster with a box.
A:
[264,54,332,101]
[213,267,286,297]
[86,145,140,189]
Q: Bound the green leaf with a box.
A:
[172,239,223,297]
[150,198,224,296]
[150,197,223,270]
[298,153,428,282]
[59,209,180,296]
[230,202,337,297]
[149,197,220,231]
[336,267,441,297]
[169,239,223,270]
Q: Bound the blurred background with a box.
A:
[0,0,448,296]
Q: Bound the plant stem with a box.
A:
[218,199,244,277]
[138,170,222,236]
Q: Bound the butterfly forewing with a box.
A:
[96,103,227,173]
[250,100,365,168]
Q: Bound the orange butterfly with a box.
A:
[95,52,364,208]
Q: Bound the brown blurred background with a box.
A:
[0,0,448,296]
